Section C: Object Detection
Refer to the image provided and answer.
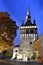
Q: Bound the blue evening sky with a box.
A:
[0,0,43,45]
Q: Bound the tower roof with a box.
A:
[21,9,37,26]
[25,9,32,26]
[27,9,30,16]
[14,45,20,47]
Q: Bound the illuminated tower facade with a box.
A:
[20,10,38,59]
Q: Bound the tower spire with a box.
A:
[26,8,31,21]
[27,9,30,16]
[25,7,32,25]
[27,6,30,15]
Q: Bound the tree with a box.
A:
[0,12,18,53]
[3,50,12,59]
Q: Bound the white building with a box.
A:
[11,9,38,61]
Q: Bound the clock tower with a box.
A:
[20,9,38,59]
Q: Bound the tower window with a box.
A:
[26,30,28,34]
[30,30,33,33]
[30,42,32,44]
[15,50,18,52]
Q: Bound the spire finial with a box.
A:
[21,20,24,26]
[33,19,36,25]
[27,6,30,15]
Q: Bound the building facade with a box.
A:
[39,34,43,61]
[11,9,38,61]
[19,10,38,60]
[34,39,42,62]
[34,34,43,62]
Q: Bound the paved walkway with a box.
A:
[0,60,43,65]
